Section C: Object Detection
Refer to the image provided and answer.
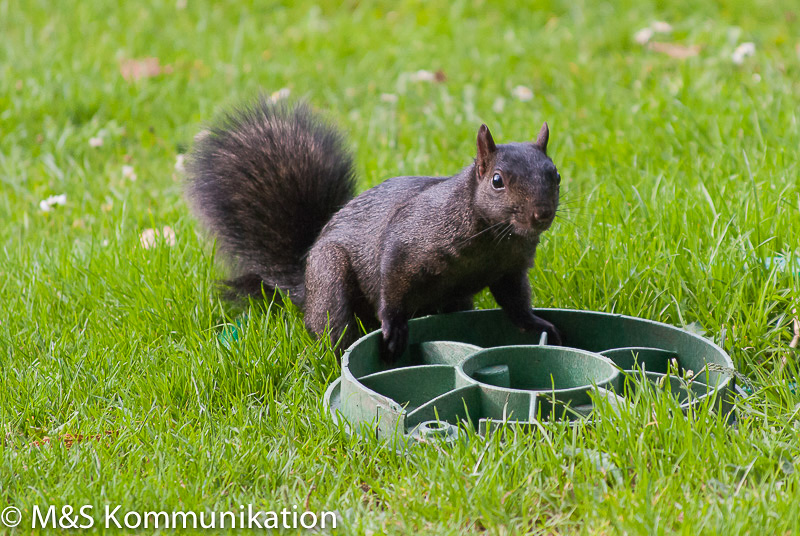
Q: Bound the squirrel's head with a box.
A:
[473,122,560,237]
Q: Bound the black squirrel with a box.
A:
[187,96,562,361]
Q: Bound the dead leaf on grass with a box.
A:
[31,431,117,449]
[649,42,700,59]
[119,57,173,81]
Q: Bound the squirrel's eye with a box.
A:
[491,173,505,190]
[556,172,561,185]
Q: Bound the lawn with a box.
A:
[1,0,799,533]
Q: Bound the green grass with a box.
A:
[2,0,799,533]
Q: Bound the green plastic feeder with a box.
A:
[324,309,736,442]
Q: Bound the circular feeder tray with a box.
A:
[325,309,736,442]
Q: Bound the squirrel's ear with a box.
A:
[534,122,549,154]
[476,124,497,177]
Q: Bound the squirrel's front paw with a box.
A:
[524,314,563,346]
[380,319,409,364]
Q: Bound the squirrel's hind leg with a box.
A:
[304,244,360,352]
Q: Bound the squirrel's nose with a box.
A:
[532,207,554,223]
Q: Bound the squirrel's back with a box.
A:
[186,98,356,304]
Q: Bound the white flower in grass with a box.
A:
[651,21,673,33]
[492,97,506,114]
[160,226,176,246]
[634,21,672,45]
[380,93,398,103]
[39,194,67,212]
[139,228,156,249]
[122,165,137,181]
[634,27,655,45]
[174,154,186,173]
[732,42,755,65]
[89,136,103,147]
[140,226,176,249]
[270,88,291,102]
[511,85,533,101]
[409,69,436,82]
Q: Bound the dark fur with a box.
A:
[187,98,561,360]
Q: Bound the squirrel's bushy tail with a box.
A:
[186,97,356,305]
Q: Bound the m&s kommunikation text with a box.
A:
[24,504,337,530]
